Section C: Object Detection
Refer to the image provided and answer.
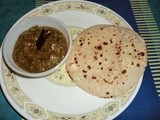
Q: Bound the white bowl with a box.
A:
[2,16,72,78]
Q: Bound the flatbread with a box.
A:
[66,25,147,98]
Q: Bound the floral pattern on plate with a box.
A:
[0,1,141,120]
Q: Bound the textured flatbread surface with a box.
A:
[66,25,147,98]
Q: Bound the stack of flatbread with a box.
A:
[66,25,147,98]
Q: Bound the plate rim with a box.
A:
[0,0,142,120]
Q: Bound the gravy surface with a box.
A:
[13,26,67,73]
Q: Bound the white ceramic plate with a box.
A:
[0,0,143,120]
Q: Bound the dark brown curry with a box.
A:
[13,26,67,73]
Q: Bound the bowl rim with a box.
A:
[2,16,72,78]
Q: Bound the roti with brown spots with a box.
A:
[66,25,147,98]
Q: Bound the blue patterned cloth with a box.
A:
[0,0,160,120]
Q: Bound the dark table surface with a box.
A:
[0,0,160,120]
